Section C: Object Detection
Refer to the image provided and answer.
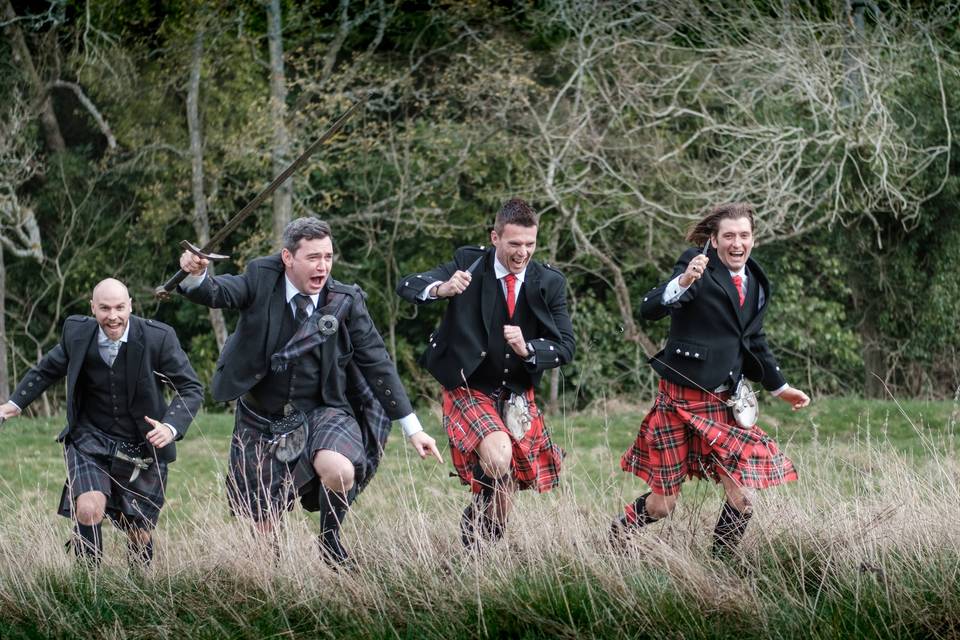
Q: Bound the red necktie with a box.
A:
[504,273,517,318]
[731,275,745,307]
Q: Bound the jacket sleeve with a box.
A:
[640,248,702,321]
[178,261,255,310]
[9,325,73,410]
[347,288,414,419]
[525,274,576,373]
[396,247,480,304]
[750,328,788,391]
[155,328,204,439]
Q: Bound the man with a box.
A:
[397,198,575,549]
[0,278,203,567]
[610,202,811,557]
[177,217,442,565]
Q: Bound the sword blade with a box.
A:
[155,97,368,298]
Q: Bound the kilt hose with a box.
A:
[57,427,168,530]
[621,379,797,496]
[228,400,366,522]
[443,387,563,494]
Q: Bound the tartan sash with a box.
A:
[270,290,348,372]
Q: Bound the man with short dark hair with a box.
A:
[397,198,575,549]
[610,203,810,557]
[178,216,442,565]
[0,278,202,567]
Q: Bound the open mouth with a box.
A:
[309,275,326,288]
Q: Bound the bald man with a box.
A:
[0,279,202,567]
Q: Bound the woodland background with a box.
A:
[2,0,959,411]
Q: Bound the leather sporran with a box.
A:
[728,378,758,428]
[268,411,308,463]
[496,392,533,440]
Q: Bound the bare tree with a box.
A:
[186,26,228,350]
[266,0,293,246]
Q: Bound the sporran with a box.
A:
[267,410,308,463]
[497,391,533,440]
[727,378,758,428]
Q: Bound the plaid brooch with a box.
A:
[270,290,349,372]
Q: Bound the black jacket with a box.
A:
[641,246,786,392]
[397,245,576,391]
[179,254,413,419]
[9,315,203,463]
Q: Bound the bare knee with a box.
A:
[478,433,512,478]
[312,450,355,494]
[74,492,106,526]
[721,479,755,515]
[646,493,678,519]
[127,528,152,546]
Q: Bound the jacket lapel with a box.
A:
[125,316,145,409]
[318,287,346,386]
[708,258,746,328]
[267,273,289,355]
[523,262,556,333]
[480,249,498,339]
[67,320,98,403]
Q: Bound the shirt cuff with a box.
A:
[7,400,22,413]
[398,413,424,438]
[163,423,178,438]
[661,275,689,305]
[770,383,789,396]
[416,281,445,301]
[179,271,207,291]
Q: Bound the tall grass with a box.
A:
[0,401,958,639]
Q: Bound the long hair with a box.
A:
[685,203,755,246]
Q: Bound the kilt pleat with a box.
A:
[621,379,797,495]
[443,387,563,494]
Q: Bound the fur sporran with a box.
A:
[268,411,308,463]
[497,391,533,439]
[728,378,758,428]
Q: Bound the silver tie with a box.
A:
[106,341,119,367]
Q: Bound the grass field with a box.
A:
[0,395,958,639]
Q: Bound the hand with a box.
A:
[777,387,810,411]
[179,250,209,276]
[679,254,709,288]
[0,402,21,422]
[409,431,444,463]
[503,325,529,357]
[436,270,472,298]
[144,415,175,448]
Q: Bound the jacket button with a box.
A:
[554,357,559,362]
[390,400,397,407]
[548,345,554,351]
[255,373,262,379]
[376,378,383,386]
[503,369,509,374]
[501,380,507,386]
[694,353,699,358]
[20,390,26,396]
[385,389,392,396]
[405,282,409,286]
[505,353,511,359]
[676,349,681,354]
[480,351,486,358]
[432,342,437,348]
[684,351,689,356]
[643,297,648,302]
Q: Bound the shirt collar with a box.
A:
[98,323,130,345]
[284,275,321,308]
[493,256,527,284]
[728,267,747,279]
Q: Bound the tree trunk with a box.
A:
[266,0,293,246]
[1,0,65,153]
[0,242,8,400]
[187,27,227,350]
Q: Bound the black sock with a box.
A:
[74,523,102,566]
[317,488,350,565]
[618,492,660,529]
[712,501,753,557]
[127,537,154,568]
[461,465,509,549]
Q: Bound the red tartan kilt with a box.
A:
[443,387,563,494]
[621,379,797,495]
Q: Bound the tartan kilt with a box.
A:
[443,387,563,494]
[57,428,168,529]
[621,379,797,496]
[228,401,366,522]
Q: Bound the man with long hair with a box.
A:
[611,203,810,557]
[397,198,575,549]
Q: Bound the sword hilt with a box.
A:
[153,241,231,300]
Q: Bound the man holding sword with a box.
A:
[610,203,810,558]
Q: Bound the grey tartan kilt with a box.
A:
[57,428,168,529]
[227,401,365,522]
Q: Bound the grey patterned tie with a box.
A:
[293,293,312,325]
[106,341,120,367]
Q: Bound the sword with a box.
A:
[154,97,368,300]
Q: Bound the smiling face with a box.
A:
[491,223,537,274]
[90,279,132,341]
[282,236,334,294]
[711,216,754,271]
